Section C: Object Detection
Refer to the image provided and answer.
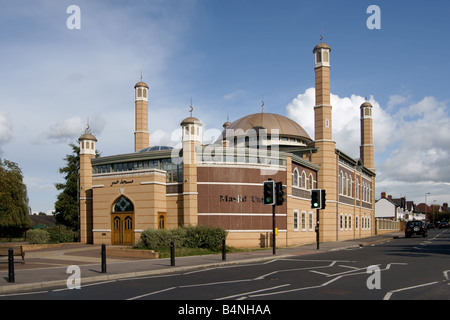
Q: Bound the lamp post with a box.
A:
[425,193,430,222]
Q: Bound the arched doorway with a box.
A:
[111,196,134,245]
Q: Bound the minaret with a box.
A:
[78,125,97,244]
[360,101,375,172]
[311,37,337,242]
[134,79,149,152]
[180,100,202,226]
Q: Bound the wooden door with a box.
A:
[111,214,134,245]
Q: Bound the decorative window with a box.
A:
[158,213,166,229]
[308,173,314,190]
[316,52,321,63]
[356,179,360,199]
[293,169,299,187]
[345,173,348,196]
[143,88,147,98]
[138,88,142,98]
[113,196,134,212]
[323,50,329,62]
[348,175,352,197]
[308,212,313,231]
[301,171,307,189]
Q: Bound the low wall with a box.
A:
[376,219,403,235]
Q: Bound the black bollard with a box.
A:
[222,238,226,261]
[8,248,15,283]
[101,244,107,273]
[170,241,175,266]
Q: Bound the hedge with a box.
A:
[27,225,75,244]
[136,225,228,251]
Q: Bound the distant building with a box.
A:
[376,192,426,221]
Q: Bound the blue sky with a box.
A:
[0,0,449,213]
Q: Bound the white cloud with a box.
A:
[286,88,396,158]
[0,111,13,145]
[378,96,450,184]
[286,89,450,204]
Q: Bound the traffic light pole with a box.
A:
[272,204,276,255]
[316,209,320,250]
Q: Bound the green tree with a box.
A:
[0,159,32,234]
[54,142,100,230]
[54,143,80,229]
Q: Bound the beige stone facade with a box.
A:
[78,40,376,248]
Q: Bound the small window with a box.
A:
[323,50,329,62]
[138,88,142,98]
[143,88,147,98]
[316,51,321,63]
[301,211,306,231]
[293,210,299,231]
[158,213,166,229]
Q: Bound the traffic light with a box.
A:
[311,189,326,209]
[320,189,326,209]
[275,182,286,206]
[311,189,321,209]
[263,180,275,205]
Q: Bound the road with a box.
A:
[1,229,449,303]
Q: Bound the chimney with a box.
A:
[381,192,386,199]
[387,195,392,200]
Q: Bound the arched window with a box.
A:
[293,168,299,187]
[138,88,142,98]
[339,171,343,194]
[143,88,147,98]
[348,175,352,197]
[158,213,166,229]
[344,174,348,196]
[112,196,134,212]
[308,173,314,190]
[301,171,307,189]
[356,179,360,199]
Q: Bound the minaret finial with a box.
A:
[189,97,193,117]
[320,30,324,43]
[140,70,143,81]
[261,95,265,113]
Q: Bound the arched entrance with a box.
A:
[111,196,134,245]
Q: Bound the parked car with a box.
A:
[439,221,449,229]
[405,221,427,238]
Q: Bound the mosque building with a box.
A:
[78,40,376,247]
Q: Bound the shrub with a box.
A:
[137,225,228,252]
[27,229,50,244]
[184,225,228,251]
[48,225,75,243]
[138,227,187,250]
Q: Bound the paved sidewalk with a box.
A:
[0,232,402,294]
